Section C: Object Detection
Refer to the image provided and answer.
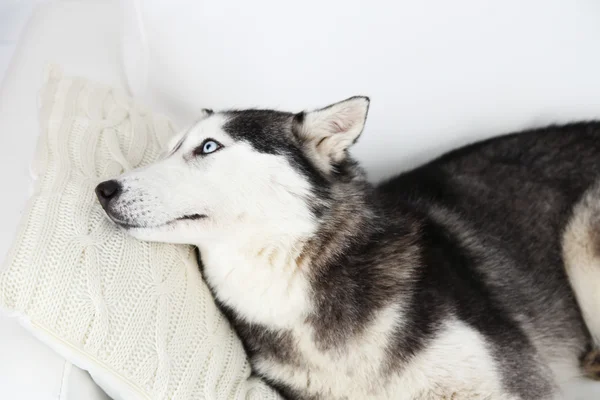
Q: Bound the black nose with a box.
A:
[95,180,122,209]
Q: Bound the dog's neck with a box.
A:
[196,226,315,328]
[196,182,381,329]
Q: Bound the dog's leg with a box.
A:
[563,181,600,379]
[582,349,600,379]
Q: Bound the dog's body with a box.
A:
[96,98,600,399]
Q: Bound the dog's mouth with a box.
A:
[106,211,207,230]
[176,214,206,222]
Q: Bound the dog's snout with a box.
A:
[95,180,122,209]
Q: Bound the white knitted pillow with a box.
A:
[0,67,280,400]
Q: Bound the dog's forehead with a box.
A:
[221,109,296,154]
[221,109,293,139]
[186,114,232,142]
[189,110,292,139]
[171,109,295,156]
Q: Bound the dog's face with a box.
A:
[95,97,369,246]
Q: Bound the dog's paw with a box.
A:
[582,349,600,380]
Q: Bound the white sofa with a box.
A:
[2,0,600,398]
[0,1,121,399]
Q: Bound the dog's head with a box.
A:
[95,97,370,245]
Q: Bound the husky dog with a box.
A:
[96,97,600,399]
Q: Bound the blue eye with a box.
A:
[203,141,218,153]
[194,139,222,156]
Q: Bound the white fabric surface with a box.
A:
[0,1,124,399]
[0,317,109,400]
[0,67,279,400]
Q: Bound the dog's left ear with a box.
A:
[293,96,369,172]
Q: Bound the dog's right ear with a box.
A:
[200,108,214,118]
[292,96,369,173]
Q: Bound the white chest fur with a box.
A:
[199,242,312,328]
[257,318,513,400]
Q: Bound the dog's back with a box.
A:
[375,122,600,398]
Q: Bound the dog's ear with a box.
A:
[200,108,214,118]
[292,96,369,172]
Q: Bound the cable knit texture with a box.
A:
[0,67,280,400]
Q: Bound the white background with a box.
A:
[0,1,39,82]
[132,0,600,182]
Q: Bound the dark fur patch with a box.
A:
[589,214,600,257]
[417,220,551,398]
[307,210,417,350]
[222,110,333,218]
[293,111,305,125]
